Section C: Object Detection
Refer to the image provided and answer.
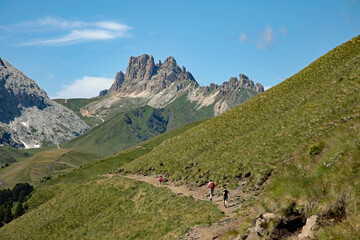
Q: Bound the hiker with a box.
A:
[208,179,216,201]
[158,176,163,185]
[223,187,229,208]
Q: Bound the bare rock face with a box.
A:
[298,215,318,239]
[95,54,264,117]
[100,54,198,96]
[0,58,89,148]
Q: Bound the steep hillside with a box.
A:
[0,121,221,239]
[2,36,358,239]
[118,36,360,238]
[62,106,170,156]
[121,36,360,186]
[0,58,89,148]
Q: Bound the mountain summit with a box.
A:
[99,54,198,97]
[0,58,89,148]
[94,54,264,117]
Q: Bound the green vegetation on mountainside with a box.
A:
[52,120,206,185]
[121,36,360,187]
[118,36,360,237]
[0,177,222,239]
[0,149,101,188]
[54,98,103,127]
[0,120,220,239]
[0,146,32,166]
[62,106,170,156]
[165,94,215,131]
[263,120,360,238]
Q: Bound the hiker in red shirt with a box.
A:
[208,179,216,201]
[158,176,163,185]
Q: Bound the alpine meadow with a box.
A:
[0,1,359,239]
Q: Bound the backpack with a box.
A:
[209,182,215,189]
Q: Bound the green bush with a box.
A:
[309,141,325,157]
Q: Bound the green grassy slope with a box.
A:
[118,36,360,237]
[121,36,360,187]
[0,120,220,239]
[0,148,101,188]
[0,146,32,166]
[0,177,222,240]
[54,98,103,127]
[165,94,215,131]
[62,106,170,156]
[59,95,217,157]
[52,120,206,185]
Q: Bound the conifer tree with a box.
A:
[3,203,13,223]
[18,190,26,203]
[14,203,25,219]
[0,205,4,227]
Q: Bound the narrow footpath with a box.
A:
[105,173,256,240]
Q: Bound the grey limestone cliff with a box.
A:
[0,58,89,148]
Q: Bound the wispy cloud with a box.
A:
[255,25,274,49]
[54,76,113,98]
[10,16,132,46]
[239,25,285,50]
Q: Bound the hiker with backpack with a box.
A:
[208,179,216,201]
[223,187,229,208]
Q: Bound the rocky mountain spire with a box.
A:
[99,54,198,96]
[94,54,264,117]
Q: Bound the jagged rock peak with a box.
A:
[216,73,264,94]
[100,54,198,96]
[164,56,176,64]
[0,57,6,67]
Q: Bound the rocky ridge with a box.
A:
[0,58,89,148]
[91,54,264,117]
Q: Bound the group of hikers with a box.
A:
[158,176,229,208]
[208,178,229,208]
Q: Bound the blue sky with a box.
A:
[0,0,359,98]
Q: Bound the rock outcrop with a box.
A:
[0,58,89,148]
[95,54,264,117]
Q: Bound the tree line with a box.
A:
[0,183,33,227]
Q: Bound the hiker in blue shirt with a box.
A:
[223,187,229,208]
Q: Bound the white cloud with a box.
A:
[239,24,276,50]
[54,76,113,98]
[255,25,274,49]
[36,16,86,28]
[26,30,121,46]
[14,16,132,46]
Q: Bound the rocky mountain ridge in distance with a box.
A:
[0,58,89,148]
[92,54,264,117]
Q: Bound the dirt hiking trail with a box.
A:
[105,173,256,239]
